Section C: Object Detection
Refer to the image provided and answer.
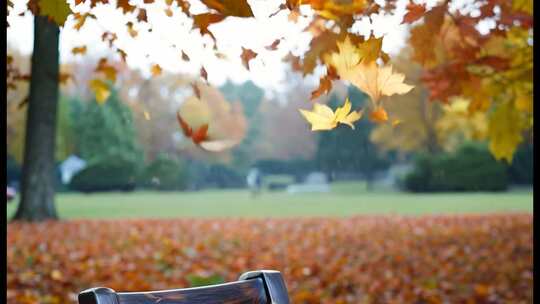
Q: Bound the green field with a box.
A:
[7,182,533,220]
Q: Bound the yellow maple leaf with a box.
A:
[151,64,162,76]
[487,100,525,163]
[299,98,362,131]
[38,0,72,26]
[324,36,361,80]
[348,61,414,103]
[89,79,111,104]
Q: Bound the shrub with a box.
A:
[187,161,245,189]
[404,143,508,192]
[69,154,140,192]
[508,143,533,185]
[139,155,188,191]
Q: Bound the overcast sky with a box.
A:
[7,0,427,94]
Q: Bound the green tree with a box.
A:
[73,88,143,163]
[316,87,390,190]
[220,80,264,170]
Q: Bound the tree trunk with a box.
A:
[13,16,60,221]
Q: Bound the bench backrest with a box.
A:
[78,270,290,304]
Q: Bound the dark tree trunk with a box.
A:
[13,16,60,221]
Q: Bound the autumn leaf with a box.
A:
[117,48,127,62]
[357,35,384,63]
[487,100,525,163]
[95,58,117,82]
[181,50,190,61]
[126,21,138,38]
[409,3,447,66]
[37,0,72,26]
[240,47,257,70]
[137,8,148,22]
[369,106,389,123]
[402,2,426,24]
[71,45,87,55]
[117,0,136,14]
[101,31,118,47]
[200,67,208,82]
[193,13,226,40]
[200,0,253,17]
[151,64,162,76]
[164,7,173,17]
[265,39,281,51]
[89,79,111,104]
[73,12,95,30]
[311,74,333,100]
[58,72,71,84]
[299,98,362,131]
[348,61,414,104]
[324,36,362,79]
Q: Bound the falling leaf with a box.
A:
[164,8,173,17]
[143,111,151,120]
[71,45,87,55]
[265,39,281,50]
[325,36,362,79]
[101,31,118,47]
[59,73,71,84]
[240,47,257,70]
[117,0,136,14]
[357,35,385,64]
[89,79,111,104]
[73,12,95,30]
[181,50,190,61]
[200,67,208,82]
[117,48,127,62]
[348,61,414,104]
[37,0,72,26]
[151,64,162,76]
[299,98,362,131]
[200,0,254,17]
[126,21,138,38]
[402,2,426,24]
[192,13,226,40]
[370,106,389,123]
[95,58,117,82]
[311,74,332,100]
[137,8,148,22]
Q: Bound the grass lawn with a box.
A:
[6,182,533,219]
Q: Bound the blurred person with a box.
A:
[246,168,262,197]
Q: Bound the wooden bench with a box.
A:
[78,270,290,304]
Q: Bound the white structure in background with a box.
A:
[59,155,87,184]
[377,163,414,189]
[286,172,330,194]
